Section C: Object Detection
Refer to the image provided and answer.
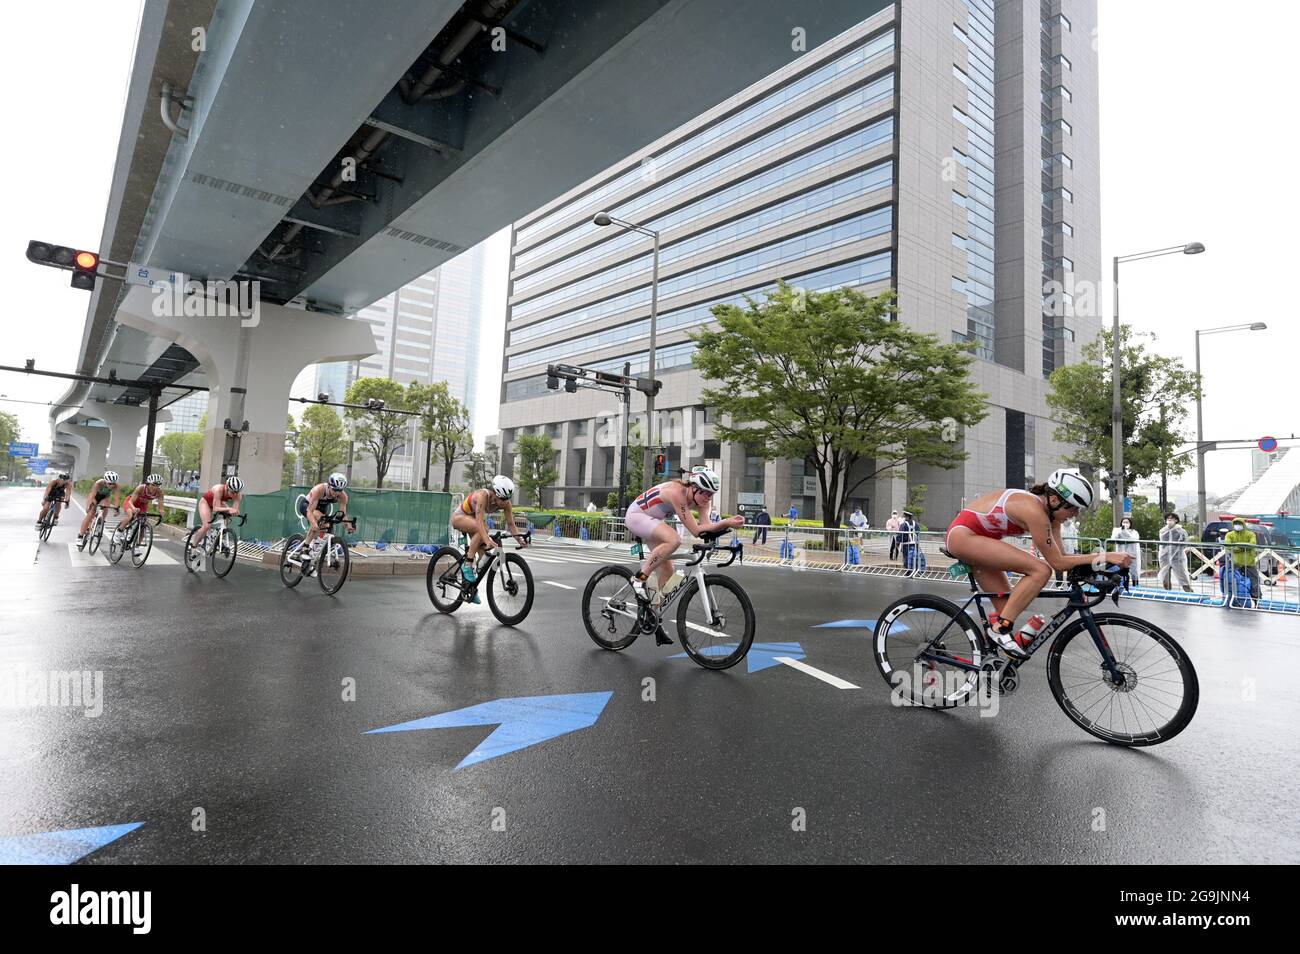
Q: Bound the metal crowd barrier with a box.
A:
[526,515,1300,617]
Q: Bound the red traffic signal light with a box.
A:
[72,250,99,290]
[75,251,98,270]
[27,240,99,291]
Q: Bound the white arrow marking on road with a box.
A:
[774,657,860,689]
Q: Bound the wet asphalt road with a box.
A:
[1,486,1298,864]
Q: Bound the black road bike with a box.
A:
[37,498,66,542]
[427,529,534,626]
[582,529,755,670]
[107,512,164,568]
[280,512,356,595]
[185,512,246,578]
[872,551,1199,746]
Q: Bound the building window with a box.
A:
[572,419,588,436]
[1054,54,1071,70]
[1059,221,1073,236]
[1054,85,1072,102]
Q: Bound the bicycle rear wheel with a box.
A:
[676,574,755,670]
[582,565,641,650]
[106,524,127,565]
[279,534,306,588]
[211,529,238,578]
[131,522,154,567]
[873,594,985,708]
[317,534,350,594]
[1046,612,1199,746]
[426,546,466,613]
[485,553,534,626]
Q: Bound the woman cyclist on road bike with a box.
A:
[36,472,73,530]
[452,475,528,603]
[115,474,168,547]
[625,466,744,606]
[944,468,1132,658]
[188,475,244,551]
[77,470,121,547]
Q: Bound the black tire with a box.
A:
[88,515,104,554]
[318,533,350,595]
[426,546,466,613]
[106,524,127,565]
[485,553,535,626]
[183,529,200,574]
[872,593,987,708]
[279,533,307,588]
[676,574,756,670]
[582,565,642,651]
[39,516,52,542]
[211,529,238,579]
[131,521,154,567]
[1046,612,1199,747]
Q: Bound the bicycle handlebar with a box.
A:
[1067,563,1127,606]
[686,531,743,568]
[488,529,532,548]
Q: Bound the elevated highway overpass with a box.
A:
[48,0,884,490]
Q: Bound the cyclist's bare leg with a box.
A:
[192,498,214,547]
[638,522,680,590]
[946,529,1051,625]
[78,499,98,536]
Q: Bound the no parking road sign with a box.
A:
[1259,436,1278,453]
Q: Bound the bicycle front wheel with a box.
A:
[1046,612,1199,746]
[676,574,755,670]
[873,594,985,708]
[88,518,104,555]
[485,553,534,626]
[131,522,154,567]
[426,546,466,613]
[106,525,126,565]
[279,534,306,588]
[211,530,238,578]
[582,565,641,650]
[318,534,350,594]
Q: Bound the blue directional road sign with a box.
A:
[367,691,613,769]
[671,641,805,673]
[28,458,48,475]
[0,822,143,864]
[7,441,38,458]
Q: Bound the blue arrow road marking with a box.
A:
[367,691,613,769]
[671,641,804,673]
[815,608,938,631]
[0,823,143,865]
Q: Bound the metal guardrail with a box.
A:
[530,515,1300,616]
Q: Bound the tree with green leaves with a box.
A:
[409,380,473,492]
[0,411,26,481]
[298,404,348,484]
[466,438,500,490]
[692,283,988,529]
[344,377,411,489]
[513,432,558,508]
[1046,325,1199,501]
[156,431,202,485]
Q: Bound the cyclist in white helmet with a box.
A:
[944,468,1132,658]
[299,472,350,554]
[187,474,245,555]
[115,473,168,552]
[77,470,122,548]
[625,466,744,614]
[453,475,528,602]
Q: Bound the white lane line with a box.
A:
[774,657,860,689]
[543,580,575,590]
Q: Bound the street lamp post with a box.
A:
[594,212,660,485]
[1194,321,1267,527]
[1111,242,1204,514]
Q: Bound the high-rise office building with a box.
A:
[311,242,487,486]
[497,1,1100,523]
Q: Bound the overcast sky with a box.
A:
[1,1,1293,497]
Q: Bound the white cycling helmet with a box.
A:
[687,466,721,495]
[58,472,70,481]
[145,473,163,486]
[328,472,347,491]
[103,470,119,484]
[491,475,515,499]
[1046,468,1094,511]
[225,475,244,493]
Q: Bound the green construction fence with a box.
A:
[238,487,452,548]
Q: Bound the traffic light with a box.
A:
[26,241,100,291]
[546,372,560,390]
[654,453,666,476]
[72,250,99,290]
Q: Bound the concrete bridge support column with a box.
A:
[88,402,171,487]
[113,285,375,494]
[62,423,111,479]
